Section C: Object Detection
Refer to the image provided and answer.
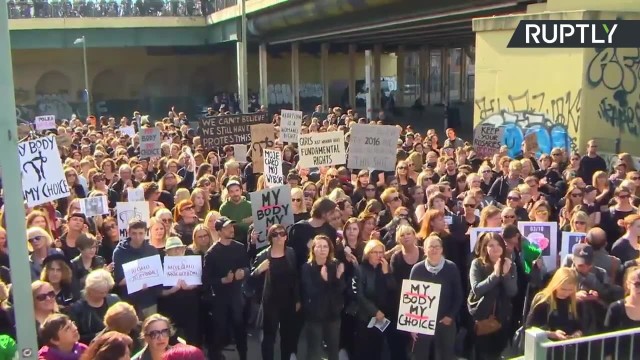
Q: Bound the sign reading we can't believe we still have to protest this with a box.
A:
[297,131,346,168]
[19,136,70,207]
[198,113,268,149]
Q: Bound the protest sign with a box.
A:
[473,125,505,159]
[561,232,586,259]
[279,109,303,143]
[347,124,400,171]
[122,255,163,294]
[139,128,162,159]
[250,185,295,249]
[250,123,275,174]
[127,187,145,202]
[116,201,150,241]
[232,144,248,163]
[264,149,284,188]
[397,279,441,335]
[518,222,558,271]
[19,136,70,207]
[34,115,56,131]
[120,126,136,137]
[79,196,109,217]
[298,131,346,168]
[199,113,268,148]
[469,227,503,253]
[55,134,72,149]
[163,256,203,286]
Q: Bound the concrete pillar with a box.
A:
[373,44,382,114]
[460,47,468,102]
[258,43,268,111]
[236,41,248,113]
[419,46,429,105]
[365,49,373,120]
[320,43,330,110]
[291,42,300,111]
[396,45,405,107]
[441,47,449,105]
[348,44,356,109]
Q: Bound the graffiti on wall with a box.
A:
[587,48,640,135]
[475,89,581,158]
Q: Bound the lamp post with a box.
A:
[237,0,248,113]
[74,36,90,118]
[0,1,39,358]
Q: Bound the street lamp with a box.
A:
[74,36,90,118]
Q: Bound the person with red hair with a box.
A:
[162,344,205,360]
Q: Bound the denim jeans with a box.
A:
[305,319,341,360]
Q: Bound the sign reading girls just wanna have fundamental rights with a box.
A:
[297,131,346,168]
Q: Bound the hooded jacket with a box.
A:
[112,238,162,309]
[37,342,87,360]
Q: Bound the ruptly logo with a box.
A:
[507,20,640,48]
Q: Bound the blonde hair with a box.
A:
[174,188,190,204]
[530,267,578,319]
[395,224,416,244]
[362,239,385,262]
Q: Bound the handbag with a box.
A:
[474,301,502,336]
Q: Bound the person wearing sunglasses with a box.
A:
[38,313,87,360]
[28,227,64,281]
[132,314,174,360]
[290,187,310,223]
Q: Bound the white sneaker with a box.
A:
[339,349,350,360]
[289,354,297,360]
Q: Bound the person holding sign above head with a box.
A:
[201,216,249,360]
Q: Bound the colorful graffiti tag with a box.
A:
[475,89,581,158]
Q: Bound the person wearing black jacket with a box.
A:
[109,164,140,202]
[288,198,338,269]
[301,235,345,360]
[250,225,300,360]
[202,217,249,360]
[488,160,524,204]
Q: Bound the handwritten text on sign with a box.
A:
[279,109,303,143]
[298,131,346,168]
[122,255,163,294]
[199,113,268,148]
[139,128,162,158]
[473,125,505,159]
[19,136,70,207]
[35,115,56,131]
[347,124,400,172]
[250,185,295,249]
[264,149,284,187]
[397,280,441,335]
[163,256,202,286]
[251,123,275,174]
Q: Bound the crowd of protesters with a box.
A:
[0,104,639,360]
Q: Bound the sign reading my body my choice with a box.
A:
[19,136,70,207]
[199,113,268,149]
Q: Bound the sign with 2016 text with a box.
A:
[279,109,303,143]
[473,125,505,159]
[298,131,346,168]
[19,136,70,207]
[139,127,162,158]
[397,279,441,335]
[34,115,56,131]
[263,149,284,188]
[251,123,275,174]
[250,185,294,249]
[122,255,163,294]
[347,124,400,171]
[199,113,268,149]
[116,201,150,241]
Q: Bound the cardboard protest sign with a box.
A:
[518,222,558,271]
[561,232,586,259]
[250,123,275,174]
[79,196,109,217]
[34,115,56,131]
[298,131,346,168]
[163,256,202,286]
[139,128,161,159]
[469,227,503,253]
[232,144,248,163]
[279,109,303,143]
[17,123,31,139]
[19,136,70,207]
[127,187,145,202]
[122,255,163,294]
[397,280,441,335]
[264,149,284,188]
[120,126,136,137]
[473,125,505,159]
[347,124,400,171]
[55,134,72,149]
[116,201,150,241]
[199,113,268,149]
[250,185,295,249]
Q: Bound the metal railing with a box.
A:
[524,326,640,360]
[6,0,236,18]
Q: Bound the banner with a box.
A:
[34,115,56,131]
[120,126,136,137]
[139,127,162,159]
[279,109,303,143]
[199,113,268,148]
[469,227,503,253]
[122,255,163,294]
[163,256,203,286]
[264,149,284,188]
[79,196,109,217]
[116,201,150,241]
[518,221,558,271]
[397,279,441,335]
[473,125,505,159]
[251,123,275,174]
[561,232,587,259]
[250,185,295,249]
[19,136,70,207]
[298,131,346,168]
[347,124,400,171]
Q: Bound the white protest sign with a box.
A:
[250,185,295,249]
[279,109,303,143]
[163,256,203,286]
[347,124,400,171]
[264,149,284,188]
[79,196,109,217]
[233,144,248,163]
[127,187,145,202]
[34,115,56,131]
[518,221,559,271]
[19,136,70,207]
[122,255,163,294]
[139,128,162,158]
[116,201,150,241]
[561,232,587,259]
[298,131,346,168]
[120,126,136,137]
[469,227,503,253]
[397,279,441,335]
